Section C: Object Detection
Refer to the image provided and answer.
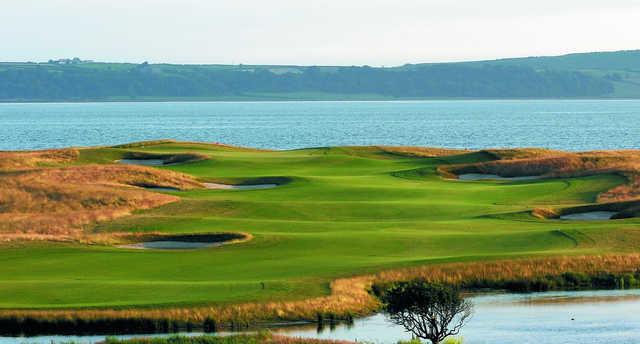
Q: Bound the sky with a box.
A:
[2,0,639,66]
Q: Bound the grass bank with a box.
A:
[104,333,355,344]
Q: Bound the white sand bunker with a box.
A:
[204,182,278,190]
[118,159,166,166]
[560,211,617,221]
[120,241,222,250]
[118,233,248,250]
[458,174,542,181]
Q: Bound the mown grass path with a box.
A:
[1,142,637,309]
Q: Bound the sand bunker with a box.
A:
[560,211,618,221]
[203,182,278,190]
[120,241,221,249]
[118,159,166,166]
[458,174,542,181]
[118,233,248,250]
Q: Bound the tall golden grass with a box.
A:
[0,149,79,171]
[3,254,640,326]
[268,335,355,344]
[16,164,203,189]
[378,146,469,158]
[599,172,640,202]
[372,254,640,286]
[107,333,356,344]
[483,148,567,160]
[0,153,203,241]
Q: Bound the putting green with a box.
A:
[1,142,638,309]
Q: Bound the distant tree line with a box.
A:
[0,62,614,101]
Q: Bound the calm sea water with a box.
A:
[279,289,640,344]
[0,100,639,150]
[2,290,639,344]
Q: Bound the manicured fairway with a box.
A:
[1,142,638,309]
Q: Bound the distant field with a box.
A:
[1,141,640,316]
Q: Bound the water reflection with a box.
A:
[278,289,640,344]
[2,289,640,344]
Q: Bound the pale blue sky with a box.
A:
[2,0,639,65]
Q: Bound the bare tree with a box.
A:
[380,281,473,344]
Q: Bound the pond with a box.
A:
[2,289,640,344]
[277,289,640,343]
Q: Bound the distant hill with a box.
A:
[399,50,640,71]
[405,50,640,98]
[1,50,639,102]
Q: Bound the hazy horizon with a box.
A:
[3,0,639,66]
[4,48,639,67]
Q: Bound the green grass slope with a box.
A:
[1,141,638,309]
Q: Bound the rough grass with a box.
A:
[377,146,469,158]
[0,154,203,241]
[443,151,640,179]
[600,172,640,202]
[0,149,79,170]
[105,333,355,344]
[372,254,640,287]
[483,148,567,160]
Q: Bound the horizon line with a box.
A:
[2,48,638,68]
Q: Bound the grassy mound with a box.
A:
[0,151,203,241]
[440,149,640,216]
[0,149,79,171]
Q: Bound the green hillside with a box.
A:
[451,50,640,98]
[2,50,639,101]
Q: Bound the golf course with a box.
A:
[1,140,640,329]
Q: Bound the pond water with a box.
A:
[1,100,639,151]
[3,289,640,344]
[277,289,640,344]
